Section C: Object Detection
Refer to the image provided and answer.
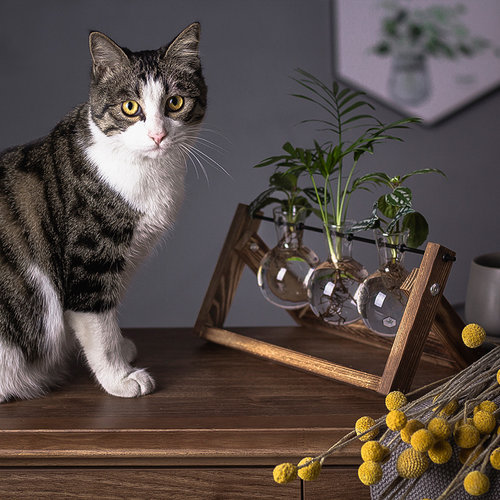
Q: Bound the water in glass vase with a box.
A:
[258,206,319,309]
[307,222,368,325]
[356,230,409,336]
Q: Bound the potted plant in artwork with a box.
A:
[249,169,319,310]
[353,168,445,335]
[254,70,419,325]
[372,2,492,105]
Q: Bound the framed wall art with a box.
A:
[333,0,500,125]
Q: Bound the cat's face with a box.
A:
[88,24,206,160]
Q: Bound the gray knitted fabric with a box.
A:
[370,397,500,499]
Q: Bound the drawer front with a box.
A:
[0,467,369,499]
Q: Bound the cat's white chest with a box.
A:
[85,117,186,254]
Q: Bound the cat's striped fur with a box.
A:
[0,23,206,402]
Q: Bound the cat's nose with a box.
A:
[148,130,166,145]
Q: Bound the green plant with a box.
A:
[373,2,491,59]
[351,168,445,249]
[254,69,419,262]
[248,166,312,221]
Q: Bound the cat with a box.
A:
[0,23,207,402]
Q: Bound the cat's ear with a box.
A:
[89,31,129,79]
[164,23,201,66]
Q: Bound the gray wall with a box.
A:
[1,0,499,328]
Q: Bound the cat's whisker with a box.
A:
[182,135,226,153]
[197,126,231,145]
[186,144,231,178]
[179,144,210,184]
[178,145,200,180]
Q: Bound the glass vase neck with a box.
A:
[324,221,354,264]
[374,229,409,270]
[273,206,306,249]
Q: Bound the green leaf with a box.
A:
[254,156,284,168]
[386,205,415,233]
[339,100,375,117]
[282,142,297,156]
[286,256,307,263]
[336,87,352,101]
[377,194,398,219]
[400,168,446,182]
[350,172,391,193]
[342,114,378,126]
[386,187,412,207]
[373,41,391,55]
[351,216,380,232]
[291,196,312,213]
[283,163,310,178]
[270,172,297,191]
[402,212,429,248]
[338,90,366,109]
[248,188,282,216]
[303,186,330,205]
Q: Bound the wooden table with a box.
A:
[0,326,456,499]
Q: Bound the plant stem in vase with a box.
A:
[307,221,368,325]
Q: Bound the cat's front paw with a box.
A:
[105,369,156,398]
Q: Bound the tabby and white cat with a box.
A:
[0,23,207,402]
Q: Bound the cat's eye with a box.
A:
[121,100,141,117]
[166,96,184,112]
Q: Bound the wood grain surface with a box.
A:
[0,467,366,499]
[0,327,456,498]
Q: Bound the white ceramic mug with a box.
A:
[465,252,500,337]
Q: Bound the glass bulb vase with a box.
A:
[307,222,368,325]
[257,206,319,309]
[356,229,409,337]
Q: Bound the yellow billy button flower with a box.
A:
[273,463,298,484]
[463,470,490,496]
[497,368,500,385]
[360,441,388,462]
[455,418,473,432]
[396,448,429,479]
[473,410,497,435]
[385,391,407,411]
[428,440,453,464]
[401,419,424,444]
[461,323,486,348]
[454,423,480,449]
[297,457,321,481]
[386,410,407,431]
[355,416,379,441]
[358,461,383,486]
[427,417,451,441]
[490,448,500,470]
[473,400,498,414]
[411,429,435,453]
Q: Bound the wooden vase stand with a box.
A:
[194,204,480,395]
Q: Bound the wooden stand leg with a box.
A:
[194,204,261,336]
[378,243,455,393]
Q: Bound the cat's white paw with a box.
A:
[121,337,137,363]
[104,369,155,398]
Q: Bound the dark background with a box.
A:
[0,0,498,328]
